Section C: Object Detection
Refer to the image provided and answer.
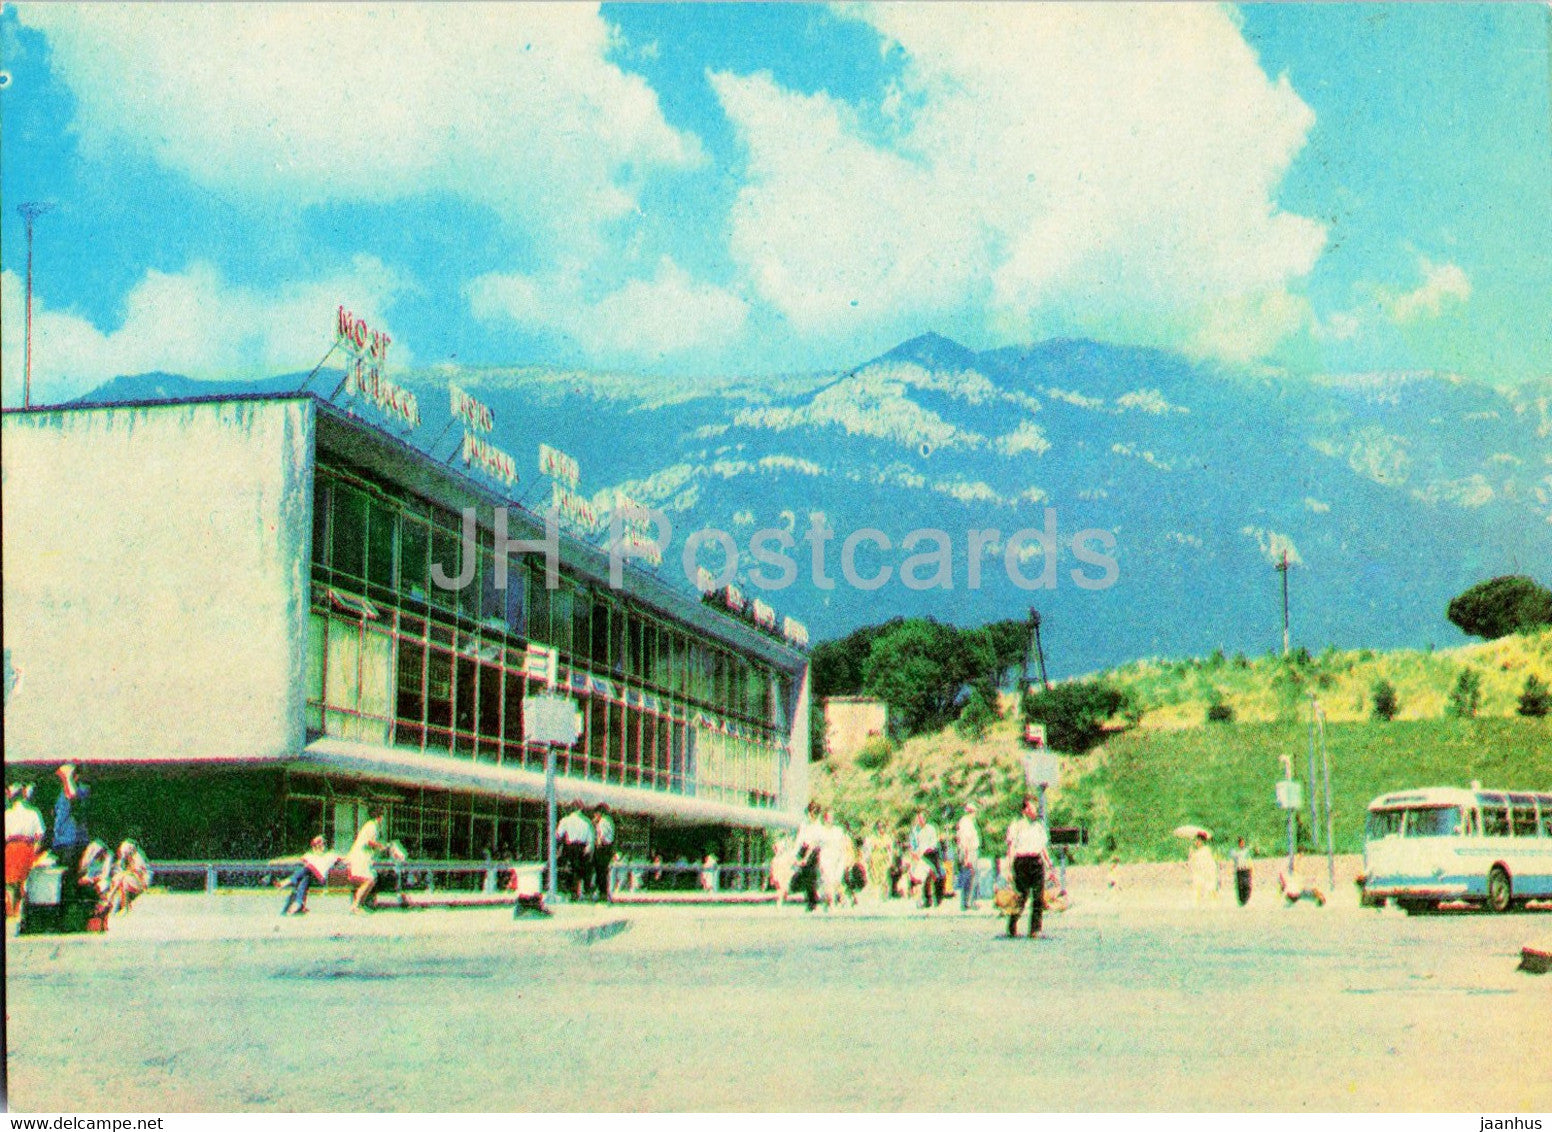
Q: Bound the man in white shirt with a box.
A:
[1004,796,1050,938]
[955,803,982,911]
[556,806,595,901]
[793,803,825,912]
[910,811,943,909]
[5,784,46,918]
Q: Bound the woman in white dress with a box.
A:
[347,810,387,913]
[819,810,851,909]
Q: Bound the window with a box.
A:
[572,589,593,666]
[550,583,574,658]
[590,599,610,668]
[1540,798,1552,839]
[1404,807,1460,837]
[395,641,426,749]
[312,480,332,568]
[1510,795,1539,837]
[527,564,552,646]
[429,526,460,611]
[425,648,453,752]
[1480,798,1511,837]
[367,499,397,589]
[1365,810,1404,840]
[330,485,368,580]
[399,517,430,602]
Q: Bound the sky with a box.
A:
[2,3,1549,406]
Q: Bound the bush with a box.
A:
[854,735,894,771]
[1206,696,1235,724]
[1022,680,1129,753]
[955,685,1001,740]
[1446,669,1482,719]
[1371,679,1399,722]
[1519,675,1551,719]
[1446,575,1552,640]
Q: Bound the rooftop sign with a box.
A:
[335,305,420,430]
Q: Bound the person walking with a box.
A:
[556,805,595,901]
[793,803,824,912]
[1189,832,1218,905]
[1005,796,1050,938]
[955,803,982,911]
[1231,836,1254,907]
[819,810,850,908]
[592,805,617,903]
[5,784,46,919]
[910,811,943,908]
[280,835,339,916]
[863,822,893,901]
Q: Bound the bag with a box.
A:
[993,885,1025,915]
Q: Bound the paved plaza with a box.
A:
[5,867,1550,1112]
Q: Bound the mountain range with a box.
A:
[75,335,1552,678]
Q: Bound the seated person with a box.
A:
[1279,859,1327,906]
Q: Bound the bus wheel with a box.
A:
[1486,866,1512,914]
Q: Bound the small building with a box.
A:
[821,696,889,762]
[2,393,811,870]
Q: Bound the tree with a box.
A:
[1446,576,1552,641]
[1371,679,1399,722]
[1519,674,1551,718]
[1022,680,1129,753]
[1206,692,1234,724]
[862,618,990,737]
[810,619,902,697]
[1446,669,1482,718]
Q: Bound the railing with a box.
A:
[147,859,774,896]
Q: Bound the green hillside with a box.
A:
[1059,717,1552,863]
[813,629,1552,861]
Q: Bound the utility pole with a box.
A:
[1275,550,1292,656]
[17,202,55,409]
[1028,607,1050,691]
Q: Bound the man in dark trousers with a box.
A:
[592,804,616,903]
[1004,795,1050,938]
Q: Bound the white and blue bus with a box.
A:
[1362,786,1552,914]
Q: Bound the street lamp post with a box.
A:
[17,202,55,409]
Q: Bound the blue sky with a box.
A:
[2,3,1548,405]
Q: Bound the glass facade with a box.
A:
[305,459,793,811]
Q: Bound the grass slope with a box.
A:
[815,629,1552,862]
[1105,627,1552,727]
[1058,717,1552,863]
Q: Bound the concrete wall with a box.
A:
[822,696,889,763]
[2,399,314,764]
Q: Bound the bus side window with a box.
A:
[1462,809,1479,837]
[1482,805,1510,838]
[1540,798,1552,839]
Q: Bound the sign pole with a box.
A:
[545,742,558,903]
[1320,703,1335,892]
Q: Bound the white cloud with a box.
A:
[1110,441,1173,472]
[712,4,1324,361]
[1241,526,1303,567]
[1,258,403,406]
[1385,257,1471,323]
[19,4,699,256]
[1303,497,1331,514]
[469,258,749,363]
[995,420,1052,458]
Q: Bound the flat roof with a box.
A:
[6,392,808,672]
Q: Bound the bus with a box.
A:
[1361,786,1552,914]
